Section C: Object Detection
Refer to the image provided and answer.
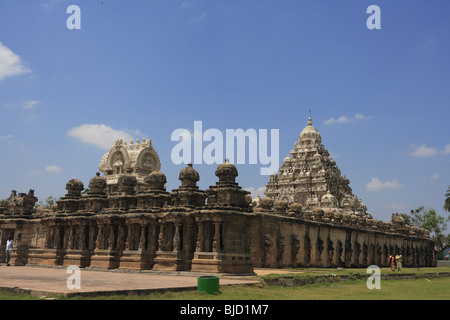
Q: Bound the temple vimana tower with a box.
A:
[0,117,435,273]
[264,116,368,215]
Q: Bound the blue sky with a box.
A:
[0,0,449,225]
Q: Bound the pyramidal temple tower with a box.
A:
[264,116,368,215]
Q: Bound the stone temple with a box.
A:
[0,118,436,273]
[264,116,368,216]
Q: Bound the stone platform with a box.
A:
[0,265,260,298]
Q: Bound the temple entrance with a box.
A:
[0,229,14,263]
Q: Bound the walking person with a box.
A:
[388,254,396,272]
[395,254,403,272]
[5,235,13,266]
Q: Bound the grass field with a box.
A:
[1,267,449,300]
[68,277,450,300]
[258,266,450,278]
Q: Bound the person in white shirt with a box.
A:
[5,236,13,266]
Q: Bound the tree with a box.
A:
[402,206,449,252]
[444,185,450,212]
[37,196,57,209]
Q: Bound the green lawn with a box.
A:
[259,266,450,279]
[1,267,449,300]
[58,277,450,300]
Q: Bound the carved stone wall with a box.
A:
[249,213,434,269]
[0,157,436,273]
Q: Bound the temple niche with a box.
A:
[99,138,161,195]
[264,116,368,217]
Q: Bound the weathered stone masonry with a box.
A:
[0,119,436,273]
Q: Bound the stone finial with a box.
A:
[65,179,84,197]
[171,163,206,207]
[145,171,167,190]
[215,159,238,184]
[179,162,200,188]
[88,172,106,195]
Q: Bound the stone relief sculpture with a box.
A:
[276,234,285,267]
[290,235,300,266]
[326,235,334,266]
[304,233,311,265]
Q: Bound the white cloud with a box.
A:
[0,134,13,141]
[3,100,39,120]
[409,143,450,157]
[180,1,192,8]
[191,11,208,22]
[22,100,39,110]
[366,177,404,192]
[354,113,370,120]
[324,113,373,125]
[67,124,136,150]
[0,41,31,81]
[410,144,438,157]
[430,174,440,181]
[0,134,25,150]
[444,144,450,154]
[45,165,63,174]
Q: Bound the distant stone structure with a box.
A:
[0,121,436,273]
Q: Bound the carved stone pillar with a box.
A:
[212,222,221,253]
[108,225,116,250]
[117,225,126,251]
[67,225,74,250]
[158,223,165,251]
[195,222,204,252]
[139,224,146,251]
[148,224,158,253]
[89,222,97,251]
[173,223,181,252]
[124,225,132,251]
[79,225,86,250]
[96,225,104,250]
[55,227,62,250]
